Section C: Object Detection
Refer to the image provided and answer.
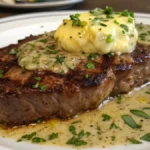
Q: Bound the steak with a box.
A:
[0,34,150,126]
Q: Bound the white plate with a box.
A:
[0,0,83,9]
[0,11,150,150]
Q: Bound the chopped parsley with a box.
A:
[40,85,46,91]
[102,114,111,121]
[17,132,37,142]
[35,77,41,81]
[56,56,65,64]
[145,91,150,94]
[32,137,46,143]
[128,138,142,144]
[111,136,116,141]
[104,6,114,15]
[32,82,39,89]
[100,23,107,27]
[86,62,95,69]
[140,133,150,142]
[0,70,3,78]
[106,34,113,43]
[106,52,113,57]
[71,120,82,124]
[89,8,103,16]
[70,14,87,27]
[49,133,58,140]
[120,24,129,32]
[88,53,98,60]
[130,109,149,119]
[114,20,119,25]
[121,115,141,129]
[128,17,133,23]
[9,48,18,55]
[69,125,76,135]
[85,74,89,79]
[121,9,134,18]
[67,125,90,146]
[110,122,121,130]
[66,136,87,146]
[116,95,122,104]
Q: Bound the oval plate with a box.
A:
[0,11,150,150]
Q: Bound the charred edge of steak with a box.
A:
[0,35,150,126]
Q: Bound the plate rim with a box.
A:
[0,0,83,8]
[0,11,150,24]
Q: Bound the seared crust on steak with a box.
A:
[0,35,150,126]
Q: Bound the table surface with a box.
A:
[0,0,150,19]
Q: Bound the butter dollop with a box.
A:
[54,8,138,55]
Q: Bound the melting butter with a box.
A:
[55,10,138,55]
[0,84,150,148]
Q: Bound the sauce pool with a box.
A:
[0,84,149,148]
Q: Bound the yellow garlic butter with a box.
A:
[54,9,138,55]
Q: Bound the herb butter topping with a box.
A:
[16,7,142,73]
[55,7,138,55]
[17,32,86,74]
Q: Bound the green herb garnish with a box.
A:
[70,14,87,27]
[35,77,41,81]
[110,122,121,130]
[49,133,58,140]
[89,8,103,16]
[9,48,18,55]
[17,132,37,142]
[102,114,111,121]
[121,115,141,129]
[121,9,134,17]
[130,109,149,119]
[106,34,113,43]
[111,136,116,141]
[86,62,95,69]
[106,52,113,57]
[69,125,76,135]
[104,6,114,15]
[120,24,129,32]
[89,53,98,60]
[0,70,3,78]
[96,126,101,135]
[66,136,87,146]
[128,17,133,23]
[140,133,150,142]
[32,137,46,143]
[117,95,122,104]
[128,138,142,144]
[40,85,46,91]
[114,20,119,25]
[71,120,82,124]
[145,91,150,94]
[56,56,65,64]
[143,107,150,110]
[85,74,89,79]
[32,82,39,89]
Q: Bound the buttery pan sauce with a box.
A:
[0,84,149,148]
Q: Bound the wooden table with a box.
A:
[0,0,150,19]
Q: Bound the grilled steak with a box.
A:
[0,34,150,126]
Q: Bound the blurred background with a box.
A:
[0,0,150,19]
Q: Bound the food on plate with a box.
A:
[0,7,150,127]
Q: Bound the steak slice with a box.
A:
[0,35,150,126]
